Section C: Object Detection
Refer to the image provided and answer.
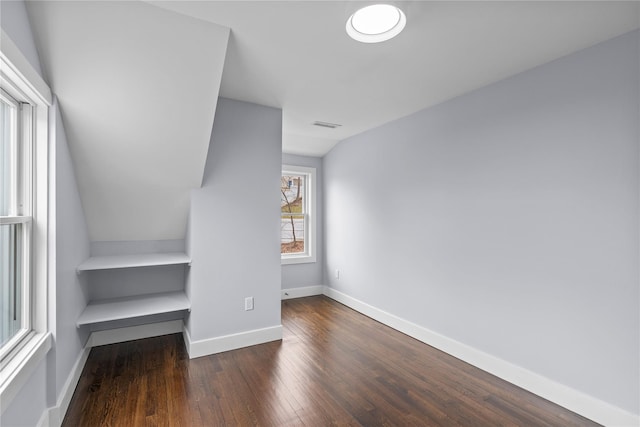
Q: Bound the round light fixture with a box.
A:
[346,4,406,43]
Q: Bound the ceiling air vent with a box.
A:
[313,121,342,129]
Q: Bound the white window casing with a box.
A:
[0,30,52,414]
[281,165,316,265]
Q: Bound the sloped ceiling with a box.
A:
[26,1,229,241]
[23,1,639,242]
[150,1,639,156]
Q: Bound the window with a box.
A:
[0,88,31,358]
[0,34,51,412]
[281,165,316,264]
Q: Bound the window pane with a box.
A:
[281,175,305,214]
[281,214,305,254]
[1,97,17,216]
[281,174,306,255]
[0,223,23,347]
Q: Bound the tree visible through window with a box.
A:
[281,174,306,254]
[281,165,315,264]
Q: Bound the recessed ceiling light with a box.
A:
[346,4,406,43]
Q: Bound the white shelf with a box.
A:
[76,291,190,327]
[77,252,190,272]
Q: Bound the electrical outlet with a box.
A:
[245,296,254,311]
[335,269,340,280]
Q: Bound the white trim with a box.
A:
[281,285,324,300]
[36,407,49,427]
[0,332,51,413]
[0,28,51,415]
[322,286,639,427]
[87,320,184,348]
[281,253,316,265]
[281,165,316,265]
[0,216,32,224]
[0,30,52,105]
[183,325,282,359]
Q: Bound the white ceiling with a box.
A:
[21,1,639,241]
[151,0,640,156]
[26,1,229,241]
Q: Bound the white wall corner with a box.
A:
[322,286,640,427]
[281,285,325,300]
[183,325,283,359]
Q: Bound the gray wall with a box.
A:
[187,98,282,341]
[281,153,324,289]
[51,99,91,404]
[1,1,91,424]
[87,240,185,301]
[324,31,639,414]
[1,362,48,426]
[0,0,42,77]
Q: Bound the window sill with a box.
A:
[282,254,317,265]
[0,332,52,414]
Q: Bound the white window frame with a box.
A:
[0,31,52,414]
[281,165,316,265]
[0,88,34,361]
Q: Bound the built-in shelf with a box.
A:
[76,291,190,327]
[77,252,191,272]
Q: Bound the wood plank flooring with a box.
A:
[63,296,599,426]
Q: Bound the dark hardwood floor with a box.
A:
[63,296,599,426]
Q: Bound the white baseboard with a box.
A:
[281,285,324,300]
[32,288,638,427]
[46,346,91,427]
[183,325,283,359]
[87,320,184,348]
[36,409,49,427]
[323,286,639,427]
